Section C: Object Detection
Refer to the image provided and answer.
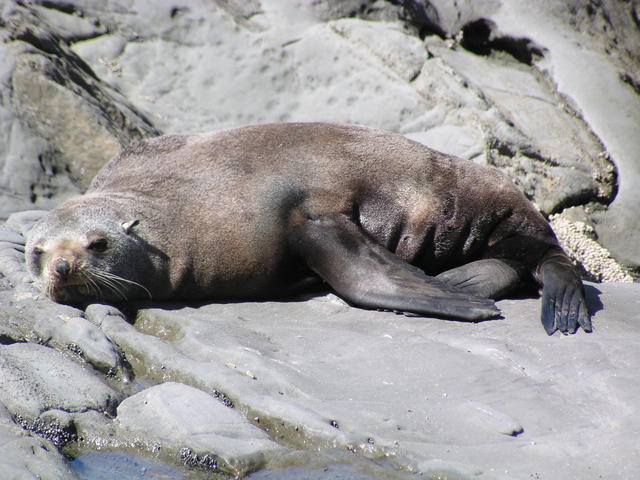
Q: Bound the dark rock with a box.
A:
[0,1,158,220]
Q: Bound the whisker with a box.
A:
[103,275,137,300]
[89,270,128,300]
[89,268,152,300]
[104,272,153,299]
[80,269,121,300]
[80,271,103,298]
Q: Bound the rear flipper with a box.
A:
[436,259,527,299]
[289,213,500,321]
[538,254,592,335]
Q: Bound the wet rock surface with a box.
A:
[1,1,639,479]
[116,382,286,477]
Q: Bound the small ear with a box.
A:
[121,219,140,234]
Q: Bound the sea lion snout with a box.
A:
[54,258,72,279]
[27,237,92,302]
[46,240,84,280]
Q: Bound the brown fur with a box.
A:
[25,123,586,333]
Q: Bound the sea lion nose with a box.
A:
[55,259,71,278]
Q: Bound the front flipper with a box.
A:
[289,214,500,321]
[436,259,527,299]
[538,256,592,335]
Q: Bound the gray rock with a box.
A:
[0,286,128,378]
[0,237,31,292]
[422,36,613,213]
[69,2,435,134]
[0,343,120,421]
[0,212,45,296]
[248,449,417,480]
[0,402,80,480]
[0,1,639,479]
[98,302,366,451]
[116,382,285,477]
[71,409,116,447]
[58,316,125,376]
[401,0,503,38]
[0,342,122,456]
[29,3,108,43]
[0,290,27,343]
[108,282,640,480]
[70,452,186,480]
[3,210,49,238]
[468,0,640,267]
[84,302,130,328]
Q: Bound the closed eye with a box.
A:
[30,246,44,272]
[31,246,44,262]
[87,238,108,253]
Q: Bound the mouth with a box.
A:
[41,269,151,304]
[46,279,94,304]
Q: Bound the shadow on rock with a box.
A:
[584,284,604,316]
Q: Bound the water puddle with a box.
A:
[246,463,399,479]
[71,452,185,480]
[71,452,406,480]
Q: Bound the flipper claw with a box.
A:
[540,259,591,335]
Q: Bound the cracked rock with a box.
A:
[0,402,79,480]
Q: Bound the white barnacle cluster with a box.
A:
[550,214,634,283]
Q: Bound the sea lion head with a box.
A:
[25,196,153,305]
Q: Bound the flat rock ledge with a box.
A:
[1,214,640,480]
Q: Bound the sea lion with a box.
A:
[25,122,591,335]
